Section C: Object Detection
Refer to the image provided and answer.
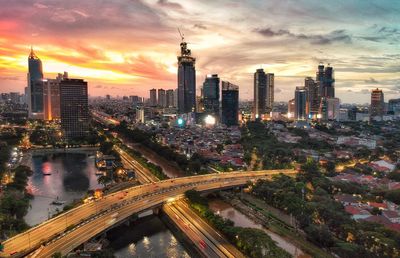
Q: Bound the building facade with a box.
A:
[60,78,89,139]
[149,88,157,107]
[304,77,319,119]
[166,89,175,108]
[202,74,220,115]
[295,87,307,120]
[28,48,44,119]
[266,73,274,112]
[158,88,166,107]
[253,68,266,118]
[177,41,196,113]
[221,81,239,126]
[370,88,384,119]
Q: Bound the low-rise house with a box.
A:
[382,210,400,223]
[344,205,371,220]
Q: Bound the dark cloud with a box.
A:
[193,23,207,30]
[256,28,352,45]
[157,0,183,9]
[358,36,382,42]
[364,78,378,84]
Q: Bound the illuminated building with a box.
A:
[304,77,319,119]
[288,99,295,119]
[166,89,175,108]
[158,88,166,107]
[253,68,266,118]
[295,87,307,120]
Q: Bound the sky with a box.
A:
[0,0,399,104]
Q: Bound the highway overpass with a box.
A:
[2,169,296,257]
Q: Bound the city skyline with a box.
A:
[0,0,399,103]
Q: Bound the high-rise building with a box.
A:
[177,40,196,113]
[295,87,307,120]
[27,47,44,119]
[44,79,60,120]
[266,73,274,112]
[129,95,140,106]
[106,94,111,100]
[173,89,178,108]
[149,88,157,107]
[166,89,175,108]
[202,74,220,115]
[136,107,145,123]
[319,97,328,120]
[9,92,20,104]
[221,81,239,126]
[370,88,384,119]
[327,98,340,121]
[158,88,166,107]
[254,68,266,118]
[288,99,295,119]
[304,77,319,119]
[324,65,335,98]
[60,78,89,139]
[316,63,335,98]
[388,98,400,115]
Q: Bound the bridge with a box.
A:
[1,168,296,257]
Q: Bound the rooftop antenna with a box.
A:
[178,28,184,42]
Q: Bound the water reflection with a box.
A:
[25,152,101,226]
[109,216,190,258]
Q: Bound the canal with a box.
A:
[208,198,307,258]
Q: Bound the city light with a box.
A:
[177,118,184,126]
[204,115,216,125]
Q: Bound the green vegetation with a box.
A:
[0,165,33,237]
[121,146,167,180]
[251,159,400,257]
[185,190,291,258]
[240,121,294,170]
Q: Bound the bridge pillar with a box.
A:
[153,207,160,215]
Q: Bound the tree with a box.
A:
[99,142,114,155]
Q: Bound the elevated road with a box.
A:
[1,170,296,257]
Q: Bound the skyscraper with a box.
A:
[324,65,335,98]
[295,87,307,120]
[149,88,157,107]
[177,40,196,113]
[316,63,325,98]
[60,78,89,139]
[43,72,67,121]
[266,73,274,112]
[158,88,166,107]
[202,74,220,115]
[221,81,239,126]
[327,98,340,121]
[370,88,384,119]
[304,77,319,119]
[27,47,44,119]
[316,63,335,98]
[254,68,266,118]
[166,89,175,108]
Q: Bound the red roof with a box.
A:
[345,205,363,215]
[383,210,400,219]
[368,202,388,209]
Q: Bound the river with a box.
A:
[24,151,101,226]
[108,216,190,258]
[208,198,306,258]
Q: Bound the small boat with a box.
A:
[43,171,52,176]
[51,197,65,205]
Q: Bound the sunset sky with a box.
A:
[0,0,399,103]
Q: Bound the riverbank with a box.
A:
[218,191,334,258]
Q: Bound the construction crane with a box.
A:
[178,28,184,42]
